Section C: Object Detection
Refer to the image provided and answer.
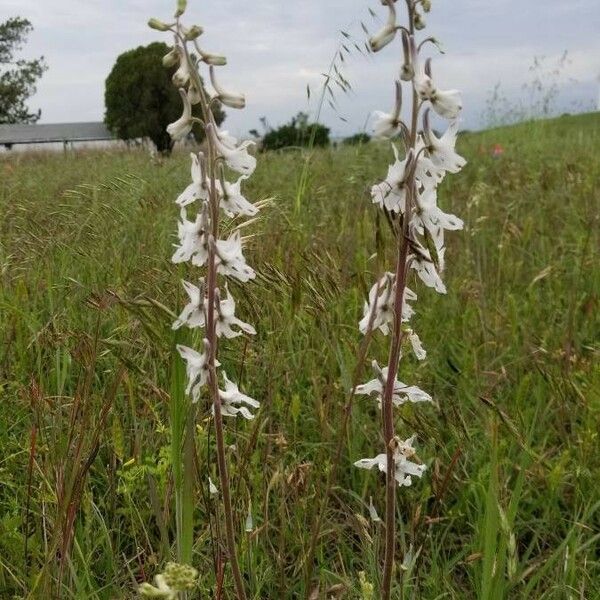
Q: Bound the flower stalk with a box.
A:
[148,2,261,597]
[354,1,466,597]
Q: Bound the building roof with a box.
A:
[0,122,113,145]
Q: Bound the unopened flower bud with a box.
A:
[182,24,203,40]
[421,0,432,12]
[369,0,397,52]
[162,46,179,68]
[401,63,414,81]
[162,562,198,591]
[400,30,413,80]
[210,66,245,109]
[174,0,187,18]
[414,11,426,30]
[148,18,172,32]
[197,47,227,66]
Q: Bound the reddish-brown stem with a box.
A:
[179,30,247,600]
[381,3,418,597]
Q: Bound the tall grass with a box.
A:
[0,112,598,598]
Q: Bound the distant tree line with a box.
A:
[0,17,47,124]
[104,42,224,154]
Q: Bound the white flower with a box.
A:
[372,81,402,139]
[413,185,463,272]
[177,340,219,402]
[171,207,210,267]
[359,273,416,335]
[218,372,260,420]
[208,123,256,176]
[216,285,256,338]
[369,0,397,53]
[215,231,256,282]
[413,56,462,119]
[409,240,447,294]
[371,145,412,213]
[167,89,193,140]
[423,111,467,174]
[220,177,259,217]
[208,477,218,495]
[414,139,445,186]
[173,281,255,339]
[210,66,246,109]
[354,435,426,487]
[414,72,462,120]
[176,153,210,207]
[356,360,432,407]
[407,329,427,360]
[211,120,238,149]
[172,53,190,87]
[172,279,205,330]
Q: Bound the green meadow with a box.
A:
[0,112,598,598]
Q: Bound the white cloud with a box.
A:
[5,0,597,135]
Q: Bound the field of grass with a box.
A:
[0,112,598,599]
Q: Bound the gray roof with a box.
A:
[0,122,113,145]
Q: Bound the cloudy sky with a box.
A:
[4,0,600,137]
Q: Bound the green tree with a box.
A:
[261,111,330,151]
[104,42,224,154]
[0,17,47,124]
[343,132,370,145]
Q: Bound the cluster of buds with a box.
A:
[354,1,465,593]
[139,562,198,599]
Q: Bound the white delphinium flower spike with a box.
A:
[354,435,426,487]
[167,88,193,140]
[423,109,467,174]
[218,372,260,420]
[373,81,403,139]
[369,0,397,52]
[209,66,245,109]
[152,5,260,597]
[356,360,432,407]
[350,2,464,595]
[215,286,256,338]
